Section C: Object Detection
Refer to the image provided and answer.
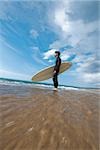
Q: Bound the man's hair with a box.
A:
[55,51,60,56]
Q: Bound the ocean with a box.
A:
[0,77,99,91]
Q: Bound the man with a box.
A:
[53,51,61,91]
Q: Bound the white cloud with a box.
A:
[49,38,70,49]
[48,0,99,52]
[43,48,72,61]
[43,49,57,59]
[32,46,39,51]
[0,69,30,80]
[30,29,39,38]
[54,9,70,32]
[0,37,22,56]
[72,54,95,64]
[81,72,100,83]
[75,56,100,84]
[31,46,48,66]
[61,51,71,61]
[48,59,53,63]
[50,17,99,48]
[76,57,99,72]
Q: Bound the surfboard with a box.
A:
[32,62,72,82]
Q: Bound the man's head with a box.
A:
[55,51,60,57]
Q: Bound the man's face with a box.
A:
[54,53,58,57]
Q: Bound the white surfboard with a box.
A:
[32,62,72,82]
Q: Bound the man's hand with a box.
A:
[53,70,56,75]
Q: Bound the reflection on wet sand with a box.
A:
[0,85,99,150]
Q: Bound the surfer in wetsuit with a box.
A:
[53,51,61,90]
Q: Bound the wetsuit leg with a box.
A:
[53,73,58,88]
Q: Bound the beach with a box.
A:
[0,84,99,150]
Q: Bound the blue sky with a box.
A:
[0,0,100,87]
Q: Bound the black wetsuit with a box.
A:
[53,56,61,88]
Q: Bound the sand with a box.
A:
[0,84,99,150]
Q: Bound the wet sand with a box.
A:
[0,85,99,150]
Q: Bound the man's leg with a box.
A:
[53,73,58,88]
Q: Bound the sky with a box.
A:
[0,0,100,88]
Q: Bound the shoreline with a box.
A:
[0,77,99,90]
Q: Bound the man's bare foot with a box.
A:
[53,88,58,91]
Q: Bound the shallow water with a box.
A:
[0,84,99,150]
